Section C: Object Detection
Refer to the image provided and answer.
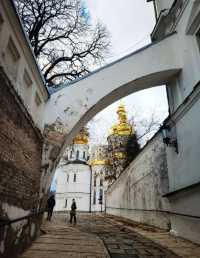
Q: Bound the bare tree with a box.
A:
[129,111,161,146]
[15,0,110,86]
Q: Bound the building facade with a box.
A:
[90,145,112,212]
[90,103,139,212]
[149,0,200,243]
[54,128,91,212]
[107,103,139,179]
[107,0,200,244]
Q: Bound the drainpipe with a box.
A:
[89,165,92,213]
[105,190,107,214]
[153,0,158,21]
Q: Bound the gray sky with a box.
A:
[84,0,168,145]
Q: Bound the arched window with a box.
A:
[100,178,103,186]
[93,190,96,204]
[99,189,103,203]
[64,199,67,208]
[83,151,86,159]
[94,177,96,187]
[73,173,76,182]
[76,150,79,159]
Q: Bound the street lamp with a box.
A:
[161,124,178,154]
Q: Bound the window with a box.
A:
[100,178,103,186]
[23,69,32,88]
[94,177,96,187]
[73,173,76,182]
[7,37,20,62]
[67,174,69,183]
[93,190,96,204]
[99,189,103,203]
[23,69,33,108]
[70,151,73,158]
[64,199,67,208]
[5,37,20,79]
[35,92,42,106]
[76,150,79,159]
[83,151,86,159]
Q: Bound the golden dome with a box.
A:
[109,102,133,136]
[73,127,89,144]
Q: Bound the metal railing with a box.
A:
[0,209,45,227]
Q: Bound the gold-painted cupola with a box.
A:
[73,127,89,144]
[109,102,134,136]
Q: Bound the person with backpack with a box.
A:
[70,198,77,224]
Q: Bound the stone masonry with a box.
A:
[0,68,43,257]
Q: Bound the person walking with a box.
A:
[47,195,56,221]
[70,198,77,225]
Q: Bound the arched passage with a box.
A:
[43,33,181,170]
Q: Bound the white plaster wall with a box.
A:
[167,1,200,112]
[55,163,91,211]
[0,1,48,131]
[166,97,200,191]
[91,165,109,212]
[169,185,200,244]
[55,193,90,212]
[106,133,170,229]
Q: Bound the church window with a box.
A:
[93,190,96,204]
[64,199,67,208]
[100,178,103,186]
[73,173,76,182]
[67,174,69,183]
[99,189,103,203]
[76,150,79,159]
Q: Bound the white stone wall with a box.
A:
[55,163,91,212]
[91,165,109,212]
[0,1,48,131]
[106,133,170,229]
[161,1,200,243]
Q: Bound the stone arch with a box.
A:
[42,33,182,193]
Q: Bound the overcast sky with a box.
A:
[84,0,168,145]
[51,1,168,190]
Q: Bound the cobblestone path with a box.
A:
[20,213,181,258]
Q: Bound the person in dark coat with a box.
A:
[47,195,56,221]
[70,198,77,224]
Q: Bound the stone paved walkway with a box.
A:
[19,213,199,258]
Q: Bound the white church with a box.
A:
[54,128,91,212]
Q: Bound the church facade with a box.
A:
[90,103,138,212]
[54,128,91,212]
[90,145,111,212]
